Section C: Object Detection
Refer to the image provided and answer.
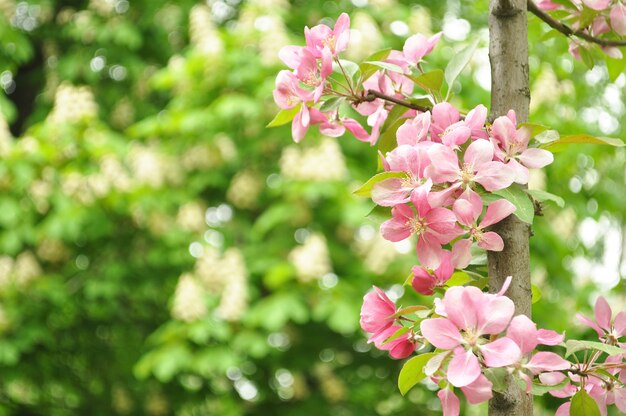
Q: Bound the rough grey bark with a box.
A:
[488,0,533,415]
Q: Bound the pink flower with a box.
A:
[411,251,454,295]
[490,114,554,184]
[451,198,516,268]
[583,0,610,11]
[360,286,397,334]
[305,13,351,57]
[359,287,417,359]
[464,104,489,140]
[380,181,461,269]
[273,70,312,110]
[420,285,521,387]
[611,4,626,36]
[577,296,626,344]
[396,112,431,146]
[294,47,332,103]
[402,32,442,64]
[506,315,570,392]
[536,0,562,10]
[368,325,416,359]
[309,108,369,141]
[372,144,432,206]
[589,363,626,414]
[427,139,515,194]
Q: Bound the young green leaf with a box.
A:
[444,38,480,98]
[409,69,444,93]
[570,389,601,416]
[531,284,542,304]
[383,326,410,344]
[362,60,404,74]
[565,340,626,358]
[488,184,535,224]
[267,105,301,128]
[319,97,344,113]
[353,171,407,197]
[527,189,565,208]
[359,49,392,82]
[541,134,625,151]
[398,353,437,395]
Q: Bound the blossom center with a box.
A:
[460,163,475,185]
[408,217,426,236]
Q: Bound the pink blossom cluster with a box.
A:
[360,279,569,414]
[536,0,626,59]
[273,13,443,144]
[376,106,553,277]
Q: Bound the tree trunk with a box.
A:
[488,0,533,415]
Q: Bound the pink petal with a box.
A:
[402,33,429,63]
[507,315,539,354]
[477,231,504,251]
[611,4,626,36]
[425,207,461,242]
[476,295,515,335]
[526,352,571,374]
[615,387,626,412]
[519,148,554,168]
[416,233,446,269]
[479,199,516,228]
[371,178,411,207]
[508,158,530,185]
[451,239,472,269]
[291,106,310,143]
[388,337,416,359]
[412,266,435,295]
[360,286,397,334]
[426,144,460,183]
[474,161,515,191]
[380,205,414,242]
[410,180,433,218]
[344,118,370,141]
[491,116,516,149]
[614,312,626,337]
[465,139,495,168]
[555,403,570,416]
[447,348,481,387]
[460,374,493,404]
[595,296,612,331]
[537,329,565,346]
[437,388,460,416]
[278,46,303,69]
[583,0,610,10]
[442,125,471,147]
[464,104,488,132]
[333,13,351,53]
[420,318,463,350]
[453,198,477,227]
[480,337,521,367]
[577,313,605,337]
[539,371,567,386]
[443,286,481,332]
[432,102,460,129]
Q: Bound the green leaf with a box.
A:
[319,97,344,112]
[565,340,626,358]
[579,46,595,70]
[376,118,406,170]
[359,49,392,81]
[387,305,430,319]
[531,284,542,304]
[383,326,410,344]
[542,134,625,151]
[381,104,410,133]
[267,105,300,127]
[483,368,508,393]
[489,184,535,224]
[409,69,444,93]
[570,389,601,416]
[527,189,565,208]
[444,39,480,96]
[336,59,360,79]
[353,171,407,197]
[362,60,404,74]
[607,54,626,82]
[398,353,437,395]
[445,271,472,287]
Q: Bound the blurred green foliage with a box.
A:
[0,0,623,415]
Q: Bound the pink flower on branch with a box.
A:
[304,13,351,57]
[420,285,521,387]
[380,180,461,269]
[577,296,626,344]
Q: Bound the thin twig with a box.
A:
[362,89,431,112]
[527,0,626,47]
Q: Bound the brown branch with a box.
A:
[362,90,431,113]
[527,0,626,47]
